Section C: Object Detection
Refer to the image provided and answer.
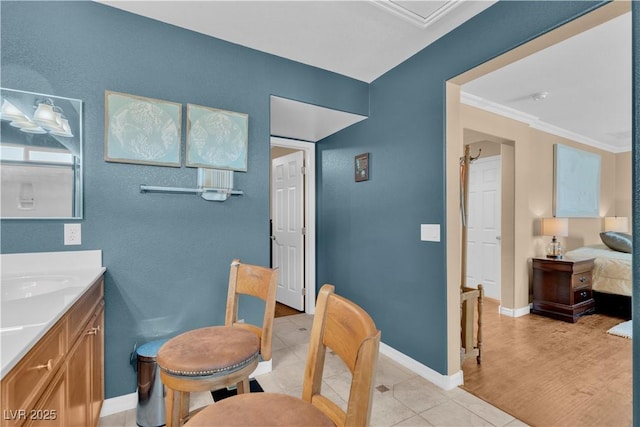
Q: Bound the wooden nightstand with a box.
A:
[531,257,595,323]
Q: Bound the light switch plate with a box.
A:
[420,224,440,242]
[64,223,82,245]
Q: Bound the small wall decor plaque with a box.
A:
[104,91,182,167]
[186,104,248,172]
[355,152,369,182]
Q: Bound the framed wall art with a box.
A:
[554,144,600,217]
[355,152,369,182]
[104,91,182,167]
[186,104,248,171]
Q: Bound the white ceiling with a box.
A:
[100,1,631,151]
[462,11,632,153]
[270,96,367,142]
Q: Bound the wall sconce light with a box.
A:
[542,217,569,259]
[604,216,628,233]
[0,97,73,137]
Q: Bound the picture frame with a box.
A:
[104,91,182,167]
[186,104,248,171]
[355,152,369,182]
[554,144,600,217]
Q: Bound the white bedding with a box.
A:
[564,244,632,297]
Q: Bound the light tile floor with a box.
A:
[100,314,528,427]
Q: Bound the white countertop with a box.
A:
[0,251,105,378]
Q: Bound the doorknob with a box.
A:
[496,236,501,241]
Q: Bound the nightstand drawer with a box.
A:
[574,288,592,304]
[572,272,592,289]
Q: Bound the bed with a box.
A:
[564,244,632,318]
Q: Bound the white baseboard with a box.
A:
[499,304,531,317]
[379,342,463,391]
[100,392,137,417]
[100,359,272,418]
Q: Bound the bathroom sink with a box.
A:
[1,275,75,302]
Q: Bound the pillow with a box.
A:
[600,231,632,253]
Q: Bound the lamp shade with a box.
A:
[604,217,628,233]
[33,102,60,128]
[1,99,26,121]
[542,217,569,237]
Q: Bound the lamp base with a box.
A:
[545,237,564,259]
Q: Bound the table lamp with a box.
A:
[542,217,569,259]
[604,216,628,233]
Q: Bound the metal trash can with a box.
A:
[136,339,168,427]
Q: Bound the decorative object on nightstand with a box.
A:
[542,217,568,259]
[604,216,628,232]
[531,257,595,323]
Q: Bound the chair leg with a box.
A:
[166,387,179,427]
[165,387,190,427]
[179,391,190,425]
[237,378,250,394]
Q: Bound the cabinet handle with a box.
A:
[579,277,586,283]
[31,359,53,372]
[86,326,100,336]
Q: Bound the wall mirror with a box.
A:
[0,88,83,219]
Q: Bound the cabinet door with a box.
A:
[26,369,65,427]
[65,323,92,427]
[89,305,105,426]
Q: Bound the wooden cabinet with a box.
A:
[66,284,104,427]
[1,277,104,427]
[531,257,595,323]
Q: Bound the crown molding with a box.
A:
[460,91,628,154]
[371,0,463,29]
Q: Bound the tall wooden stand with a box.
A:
[460,145,483,364]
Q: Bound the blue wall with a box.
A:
[0,1,368,398]
[317,0,608,374]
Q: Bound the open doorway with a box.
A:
[446,1,632,424]
[446,0,631,374]
[463,130,513,303]
[270,137,317,315]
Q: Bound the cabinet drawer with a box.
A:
[67,278,103,345]
[574,288,592,304]
[571,272,592,289]
[2,322,66,424]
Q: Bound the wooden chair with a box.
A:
[185,284,381,427]
[157,259,278,427]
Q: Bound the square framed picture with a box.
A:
[355,152,369,182]
[186,104,248,171]
[104,91,182,167]
[553,144,600,217]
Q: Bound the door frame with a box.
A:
[445,1,630,377]
[270,136,317,314]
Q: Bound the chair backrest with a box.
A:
[302,284,381,427]
[225,259,279,361]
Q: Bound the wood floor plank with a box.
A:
[461,298,632,427]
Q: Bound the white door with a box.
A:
[271,151,305,310]
[466,156,501,300]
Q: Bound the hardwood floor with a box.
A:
[274,302,302,318]
[461,298,632,427]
